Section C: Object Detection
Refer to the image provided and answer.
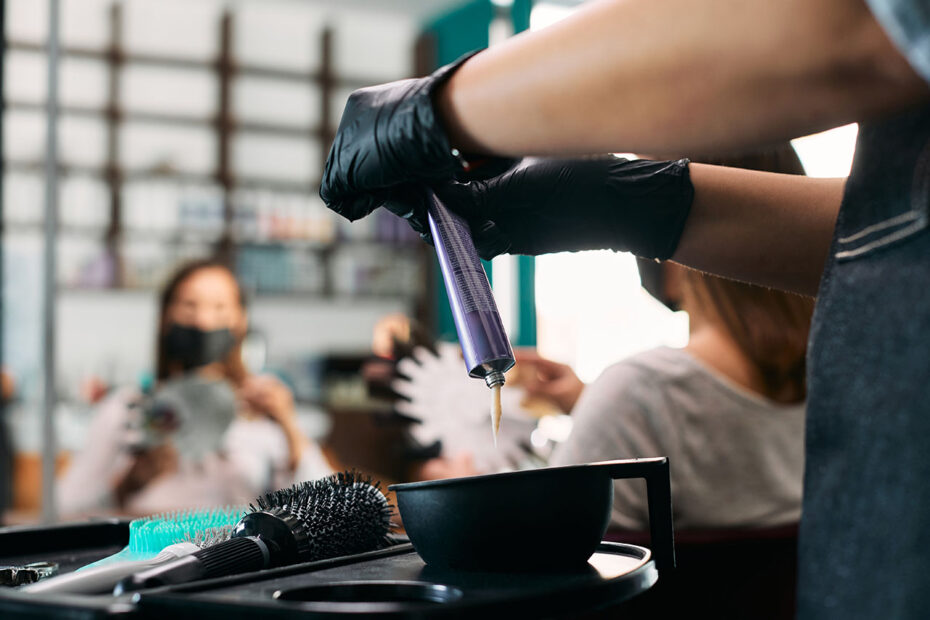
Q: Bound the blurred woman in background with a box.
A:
[58,260,330,516]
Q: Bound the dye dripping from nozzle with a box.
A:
[425,188,515,444]
[488,372,504,447]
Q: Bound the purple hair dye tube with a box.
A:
[425,189,515,390]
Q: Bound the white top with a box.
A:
[549,347,805,531]
[57,385,332,516]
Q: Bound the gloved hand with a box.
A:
[433,156,695,260]
[320,52,513,234]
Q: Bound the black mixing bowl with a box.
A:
[390,458,674,572]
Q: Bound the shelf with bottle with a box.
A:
[5,166,426,245]
[329,242,424,299]
[230,188,424,249]
[235,243,325,296]
[4,166,429,298]
[235,242,423,300]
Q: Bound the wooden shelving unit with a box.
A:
[2,3,436,323]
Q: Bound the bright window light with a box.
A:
[792,124,859,178]
[530,3,573,30]
[535,251,688,382]
[491,255,517,339]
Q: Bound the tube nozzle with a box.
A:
[485,370,505,389]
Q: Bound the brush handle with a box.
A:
[21,543,199,594]
[115,536,268,593]
[116,509,309,593]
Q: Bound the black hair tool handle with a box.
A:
[114,536,269,593]
[114,509,305,593]
[600,457,676,571]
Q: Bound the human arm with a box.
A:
[437,157,840,296]
[438,0,929,158]
[56,388,137,515]
[672,165,845,295]
[322,0,924,221]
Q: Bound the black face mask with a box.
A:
[162,324,236,370]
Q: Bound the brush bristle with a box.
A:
[250,471,393,562]
[185,524,236,549]
[128,506,245,554]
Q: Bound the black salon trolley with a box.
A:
[0,519,660,618]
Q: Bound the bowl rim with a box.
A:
[388,458,637,492]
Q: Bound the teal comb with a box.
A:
[79,505,245,571]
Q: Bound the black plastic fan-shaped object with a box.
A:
[116,472,393,593]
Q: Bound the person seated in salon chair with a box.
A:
[57,260,331,516]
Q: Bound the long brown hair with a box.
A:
[683,144,814,402]
[155,259,248,385]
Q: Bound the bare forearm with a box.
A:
[439,0,928,157]
[672,165,844,295]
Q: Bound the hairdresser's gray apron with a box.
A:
[798,106,930,618]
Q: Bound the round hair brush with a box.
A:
[115,472,393,593]
[21,525,235,595]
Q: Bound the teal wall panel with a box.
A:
[423,0,536,347]
[425,0,494,340]
[512,0,537,347]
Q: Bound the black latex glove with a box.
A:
[433,156,694,261]
[320,51,512,235]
